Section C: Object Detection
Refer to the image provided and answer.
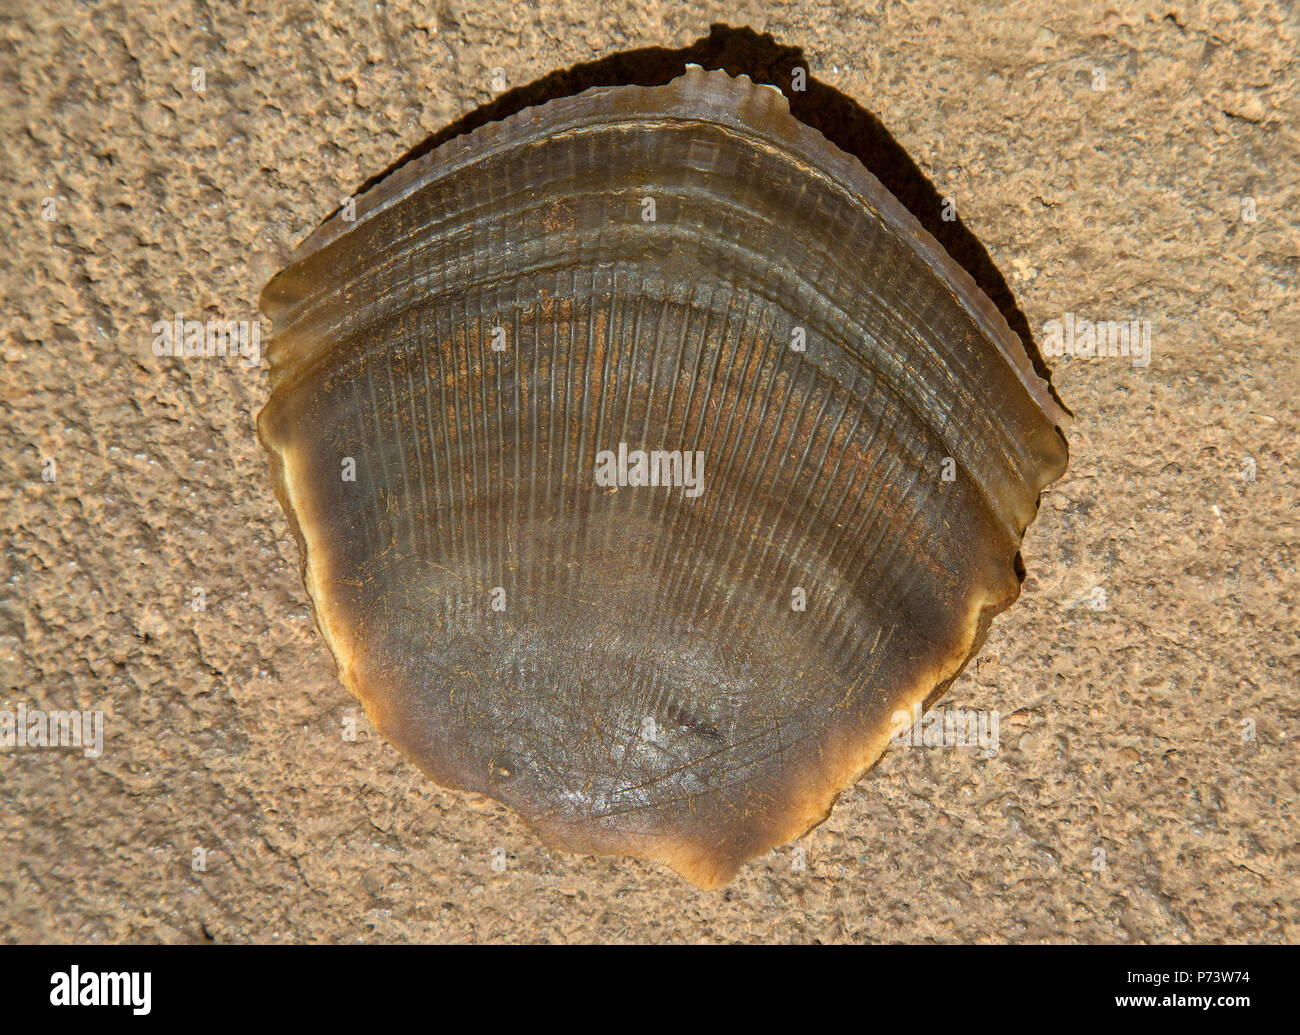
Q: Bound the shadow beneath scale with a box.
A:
[346,23,1068,417]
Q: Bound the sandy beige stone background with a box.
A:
[1,0,1296,943]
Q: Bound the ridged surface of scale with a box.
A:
[258,67,1069,887]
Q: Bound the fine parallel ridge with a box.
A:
[274,206,1044,537]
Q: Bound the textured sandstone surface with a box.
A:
[1,0,1295,942]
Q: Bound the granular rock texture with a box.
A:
[1,0,1296,942]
